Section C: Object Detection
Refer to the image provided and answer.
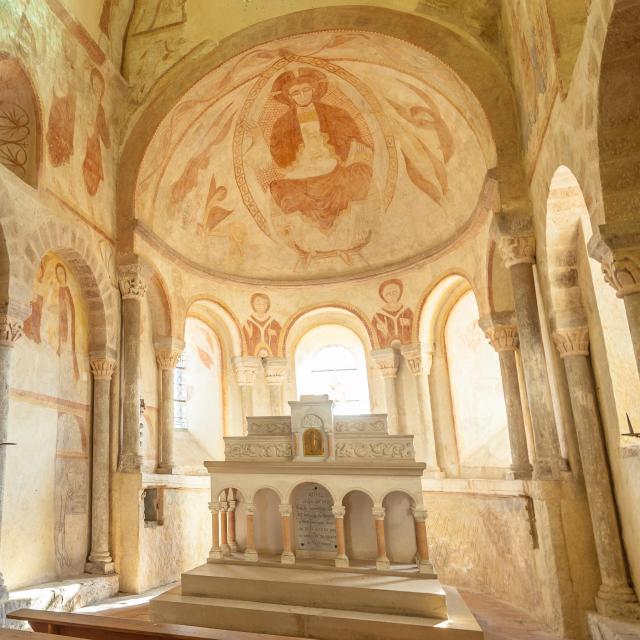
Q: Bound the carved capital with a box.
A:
[218,500,228,512]
[332,505,346,519]
[0,315,23,347]
[118,265,147,300]
[589,224,640,298]
[400,343,431,375]
[497,235,536,268]
[278,503,292,517]
[90,357,117,380]
[208,501,221,513]
[263,357,288,385]
[370,347,400,378]
[155,348,182,370]
[412,508,428,523]
[371,506,386,521]
[232,356,260,386]
[552,327,590,358]
[484,325,519,352]
[245,502,257,516]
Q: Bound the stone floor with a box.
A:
[79,584,559,639]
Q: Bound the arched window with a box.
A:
[295,325,370,415]
[445,290,511,469]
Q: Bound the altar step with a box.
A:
[179,562,446,619]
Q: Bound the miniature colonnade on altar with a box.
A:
[205,395,433,573]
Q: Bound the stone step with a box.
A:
[151,589,484,640]
[180,562,446,619]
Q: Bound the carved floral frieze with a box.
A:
[225,438,292,460]
[334,419,387,433]
[335,438,414,459]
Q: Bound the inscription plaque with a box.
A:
[294,484,336,553]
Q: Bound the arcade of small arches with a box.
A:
[0,2,640,639]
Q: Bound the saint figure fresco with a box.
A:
[242,293,281,357]
[372,279,413,348]
[82,68,110,196]
[268,68,373,232]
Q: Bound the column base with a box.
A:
[118,453,143,473]
[208,549,224,561]
[335,555,349,568]
[155,464,175,475]
[281,551,296,565]
[589,610,640,638]
[532,460,555,480]
[418,560,435,575]
[596,584,640,620]
[85,559,115,575]
[229,543,239,553]
[376,557,390,571]
[423,468,446,479]
[220,544,231,556]
[244,549,258,562]
[505,465,533,480]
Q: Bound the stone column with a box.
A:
[412,508,434,574]
[590,224,640,375]
[553,325,640,620]
[155,340,183,474]
[332,505,348,568]
[232,356,260,429]
[496,225,562,478]
[208,501,223,561]
[227,493,238,553]
[219,500,230,555]
[86,355,116,575]
[118,265,147,472]
[400,343,441,473]
[480,316,533,480]
[263,357,288,416]
[370,348,400,435]
[279,503,295,564]
[244,502,258,562]
[0,312,23,603]
[372,506,390,570]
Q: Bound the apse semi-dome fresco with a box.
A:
[135,31,497,282]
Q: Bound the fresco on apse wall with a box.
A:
[445,291,510,468]
[503,0,558,156]
[372,279,414,348]
[19,254,91,577]
[0,56,39,187]
[0,2,118,234]
[136,31,494,281]
[243,293,282,357]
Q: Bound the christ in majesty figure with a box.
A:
[268,68,373,232]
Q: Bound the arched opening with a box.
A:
[215,488,246,555]
[295,325,370,415]
[382,491,417,565]
[444,290,511,473]
[291,482,336,560]
[342,490,376,563]
[253,488,282,559]
[0,55,41,188]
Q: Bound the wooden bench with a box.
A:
[8,609,306,640]
[0,631,71,639]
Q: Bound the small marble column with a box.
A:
[219,500,230,555]
[372,506,390,571]
[233,356,260,429]
[590,225,640,375]
[155,340,183,474]
[263,357,288,416]
[412,508,434,574]
[480,317,533,480]
[332,505,348,568]
[208,501,223,561]
[553,325,640,620]
[244,502,258,562]
[86,355,116,574]
[279,503,295,564]
[227,493,238,553]
[497,227,562,478]
[118,265,147,472]
[0,312,23,602]
[400,343,441,473]
[370,348,400,435]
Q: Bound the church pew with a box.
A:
[7,609,306,640]
[0,631,71,639]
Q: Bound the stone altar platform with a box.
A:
[151,395,484,638]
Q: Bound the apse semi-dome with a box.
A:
[135,31,497,283]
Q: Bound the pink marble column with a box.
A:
[412,507,434,575]
[332,505,348,568]
[208,501,223,561]
[279,503,295,565]
[244,502,258,562]
[372,506,390,570]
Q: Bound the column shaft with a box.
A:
[383,377,399,434]
[208,504,222,561]
[373,508,389,571]
[220,502,229,554]
[279,504,295,564]
[244,504,258,561]
[623,293,640,374]
[228,502,237,553]
[412,509,434,574]
[159,368,175,471]
[332,505,348,567]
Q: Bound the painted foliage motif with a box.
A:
[137,31,494,281]
[243,293,281,357]
[372,279,413,348]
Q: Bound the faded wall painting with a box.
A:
[243,293,281,357]
[372,279,413,348]
[136,31,495,281]
[0,56,39,187]
[445,291,510,468]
